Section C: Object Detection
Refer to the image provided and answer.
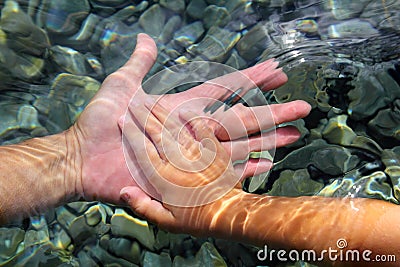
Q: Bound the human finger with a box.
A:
[234,159,273,181]
[146,99,193,147]
[118,33,158,83]
[214,100,311,140]
[123,110,162,172]
[223,126,301,162]
[120,186,176,227]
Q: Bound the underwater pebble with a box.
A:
[139,4,166,37]
[0,227,24,260]
[324,0,371,20]
[172,242,227,267]
[44,0,90,35]
[236,22,271,61]
[203,5,231,29]
[328,19,379,38]
[111,208,155,250]
[269,169,324,196]
[172,21,205,49]
[188,26,240,62]
[186,0,207,19]
[144,251,172,267]
[160,0,186,13]
[49,45,91,75]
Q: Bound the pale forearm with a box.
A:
[203,190,400,266]
[0,129,82,224]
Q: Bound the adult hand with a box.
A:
[70,33,310,206]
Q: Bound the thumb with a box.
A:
[118,33,158,88]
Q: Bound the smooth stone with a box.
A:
[269,169,324,196]
[110,208,155,250]
[154,229,170,250]
[44,0,90,35]
[68,212,110,244]
[172,242,227,267]
[17,105,42,130]
[273,136,359,177]
[24,227,49,247]
[77,250,99,266]
[49,45,91,75]
[236,22,271,61]
[143,251,172,267]
[324,0,370,20]
[205,0,226,5]
[310,146,359,176]
[0,0,50,56]
[159,16,182,44]
[139,4,166,37]
[50,224,72,250]
[160,0,185,13]
[172,21,205,48]
[188,26,240,62]
[93,20,140,74]
[47,73,100,131]
[82,244,136,266]
[55,206,77,229]
[328,19,379,38]
[368,103,400,140]
[90,0,129,6]
[0,227,24,260]
[361,0,400,31]
[202,5,231,29]
[318,172,398,203]
[348,66,400,120]
[382,148,400,201]
[3,243,67,266]
[108,2,149,24]
[66,201,97,215]
[186,0,207,19]
[84,204,107,226]
[63,13,102,49]
[224,49,247,69]
[0,103,45,142]
[104,238,141,264]
[296,19,318,34]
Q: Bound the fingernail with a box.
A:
[120,189,130,202]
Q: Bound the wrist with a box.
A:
[63,126,84,202]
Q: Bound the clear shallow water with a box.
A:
[0,0,399,266]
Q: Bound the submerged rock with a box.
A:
[110,208,155,250]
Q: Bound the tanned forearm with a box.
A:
[0,129,82,224]
[200,189,400,266]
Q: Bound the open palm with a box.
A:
[70,33,310,205]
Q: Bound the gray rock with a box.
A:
[111,208,155,250]
[43,0,90,35]
[144,251,172,267]
[269,169,324,196]
[160,0,186,13]
[172,21,205,48]
[328,19,379,38]
[236,22,271,61]
[323,0,371,20]
[186,0,207,19]
[49,45,91,75]
[203,5,231,29]
[139,4,166,37]
[0,227,24,260]
[159,16,182,44]
[172,242,227,267]
[188,26,240,62]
